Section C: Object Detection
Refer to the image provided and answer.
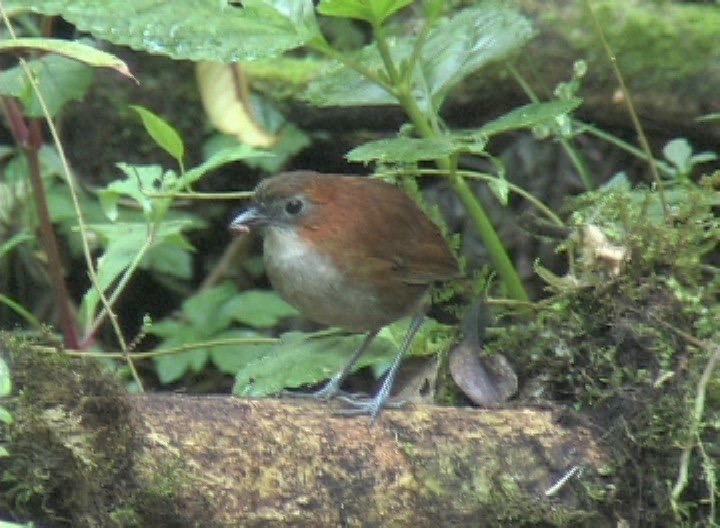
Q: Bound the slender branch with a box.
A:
[584,0,666,213]
[30,336,279,359]
[579,122,674,176]
[394,168,565,228]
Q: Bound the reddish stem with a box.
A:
[2,96,80,348]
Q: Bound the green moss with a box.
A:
[0,336,214,527]
[485,176,720,525]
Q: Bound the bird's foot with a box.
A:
[334,395,408,423]
[280,375,367,401]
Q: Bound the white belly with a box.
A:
[263,227,391,331]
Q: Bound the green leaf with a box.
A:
[233,318,452,396]
[662,138,692,174]
[223,290,299,328]
[306,6,533,112]
[304,41,401,107]
[0,356,11,397]
[151,338,210,384]
[16,0,317,62]
[79,219,195,327]
[99,164,169,221]
[182,283,237,332]
[318,0,412,25]
[150,283,240,383]
[209,330,271,374]
[347,136,456,163]
[0,52,93,117]
[131,105,185,163]
[0,407,13,425]
[0,37,135,79]
[183,144,264,187]
[419,6,534,108]
[476,98,583,137]
[233,331,399,396]
[141,242,194,280]
[0,232,33,259]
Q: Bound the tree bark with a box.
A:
[1,344,612,527]
[130,395,610,527]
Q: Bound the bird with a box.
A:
[230,170,460,420]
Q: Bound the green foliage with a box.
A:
[348,98,582,163]
[306,6,534,113]
[0,37,132,75]
[233,318,453,396]
[662,138,717,180]
[130,105,185,166]
[318,0,412,25]
[15,0,318,61]
[477,98,582,137]
[149,283,296,383]
[0,52,93,117]
[487,171,720,524]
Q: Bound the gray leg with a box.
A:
[312,328,380,400]
[339,313,425,422]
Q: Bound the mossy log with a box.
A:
[1,346,613,527]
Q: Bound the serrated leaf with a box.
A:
[153,346,210,384]
[233,331,398,396]
[99,163,169,221]
[306,6,533,112]
[233,318,452,396]
[223,289,299,328]
[182,283,237,332]
[140,240,194,280]
[304,41,401,107]
[477,98,582,137]
[419,6,534,108]
[0,53,93,117]
[0,37,135,79]
[347,136,456,163]
[149,283,241,382]
[16,0,317,62]
[131,105,185,162]
[318,0,412,25]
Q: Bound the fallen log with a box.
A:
[1,346,612,527]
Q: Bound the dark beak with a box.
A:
[229,205,268,236]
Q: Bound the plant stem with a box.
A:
[584,0,667,214]
[2,98,80,348]
[507,64,595,190]
[401,92,529,301]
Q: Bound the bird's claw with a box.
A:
[334,396,408,422]
[279,386,367,402]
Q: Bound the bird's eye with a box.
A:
[284,198,303,215]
